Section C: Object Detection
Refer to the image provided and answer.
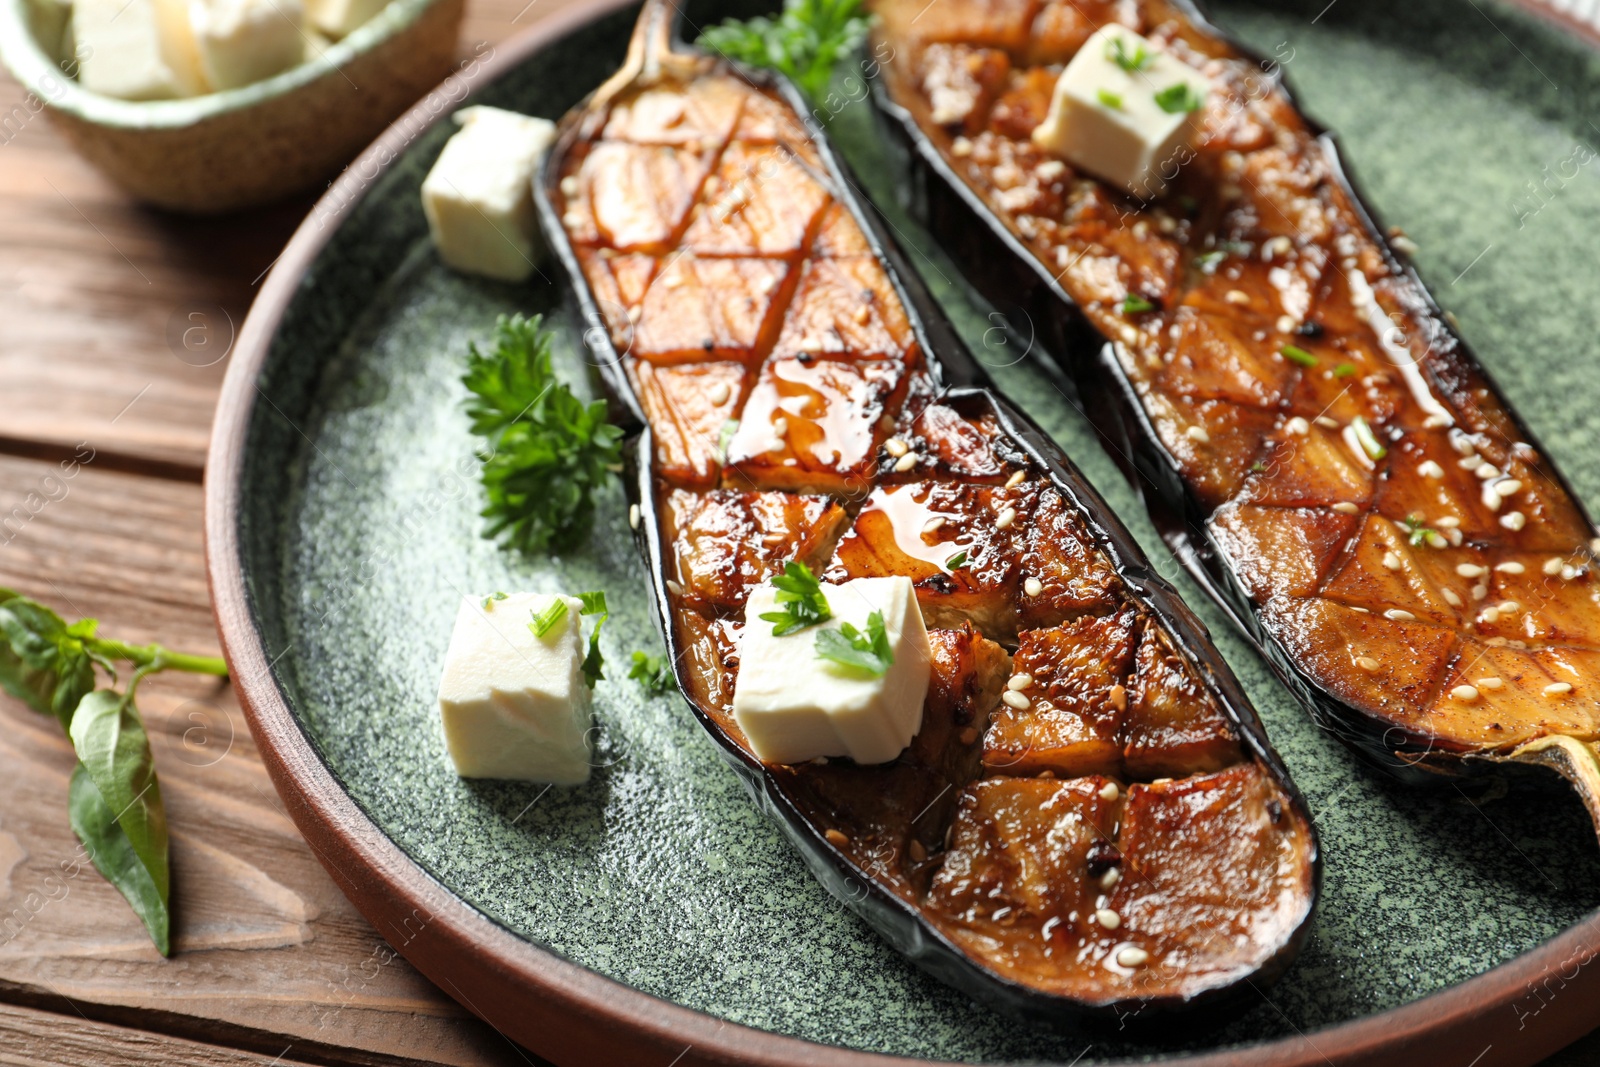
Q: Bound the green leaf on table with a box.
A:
[69,762,169,957]
[628,651,676,696]
[68,689,169,948]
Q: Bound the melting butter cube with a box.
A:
[436,593,593,784]
[1032,24,1209,198]
[191,0,305,91]
[304,0,384,37]
[734,575,932,766]
[421,106,557,283]
[73,0,208,100]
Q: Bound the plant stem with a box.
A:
[92,640,229,677]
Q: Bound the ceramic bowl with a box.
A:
[0,0,464,213]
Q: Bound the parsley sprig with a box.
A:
[0,589,228,956]
[576,592,609,688]
[758,561,832,636]
[815,611,894,677]
[628,651,676,695]
[697,0,871,102]
[463,314,623,555]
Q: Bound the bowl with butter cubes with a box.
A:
[0,0,463,212]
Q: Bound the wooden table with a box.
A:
[0,1,1596,1064]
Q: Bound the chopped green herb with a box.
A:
[1351,416,1387,462]
[717,419,739,463]
[1097,88,1125,110]
[577,591,608,688]
[482,591,509,610]
[814,612,894,677]
[0,588,228,956]
[1154,82,1205,114]
[463,314,624,555]
[758,561,833,636]
[1194,250,1226,273]
[945,549,969,570]
[1401,516,1436,548]
[628,651,676,695]
[1280,344,1318,368]
[1250,461,1268,473]
[1333,362,1357,378]
[1106,35,1153,73]
[697,0,870,103]
[529,598,569,639]
[1120,292,1155,314]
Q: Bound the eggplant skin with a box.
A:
[536,7,1318,1025]
[868,0,1600,778]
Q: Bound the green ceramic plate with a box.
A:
[207,0,1600,1063]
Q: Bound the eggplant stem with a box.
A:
[1502,735,1600,844]
[593,0,697,110]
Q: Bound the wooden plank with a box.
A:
[0,454,537,1067]
[0,0,594,478]
[0,999,321,1067]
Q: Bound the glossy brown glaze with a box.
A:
[873,0,1600,769]
[540,3,1312,1015]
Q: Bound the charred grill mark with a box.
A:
[538,1,1315,1019]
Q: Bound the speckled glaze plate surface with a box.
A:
[206,1,1600,1063]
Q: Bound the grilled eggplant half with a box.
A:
[869,0,1600,828]
[535,0,1316,1023]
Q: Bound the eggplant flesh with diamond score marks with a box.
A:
[867,0,1600,831]
[534,0,1316,1024]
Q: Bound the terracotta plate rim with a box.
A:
[203,2,1600,1064]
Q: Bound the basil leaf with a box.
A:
[69,762,170,956]
[68,690,169,935]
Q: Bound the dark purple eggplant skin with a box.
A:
[865,0,1600,784]
[532,24,1319,1028]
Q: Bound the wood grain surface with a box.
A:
[0,0,1595,1063]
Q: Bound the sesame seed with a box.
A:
[757,274,777,294]
[1276,315,1296,335]
[1225,289,1250,305]
[1423,414,1452,429]
[708,381,731,406]
[626,305,642,323]
[1442,588,1462,607]
[1476,463,1499,480]
[664,273,684,289]
[562,211,585,229]
[773,417,789,439]
[560,176,581,197]
[1005,469,1026,489]
[1117,947,1150,968]
[1333,502,1360,515]
[893,452,918,473]
[1001,690,1031,711]
[1101,867,1121,889]
[1482,486,1502,511]
[1451,436,1478,456]
[1563,565,1581,581]
[922,517,946,536]
[1419,460,1445,479]
[1452,684,1480,702]
[1024,577,1043,597]
[1456,564,1486,578]
[1095,908,1122,930]
[1384,609,1416,621]
[1268,235,1293,258]
[1425,531,1448,549]
[629,504,640,530]
[1545,557,1565,576]
[1007,673,1033,691]
[1591,538,1600,555]
[1108,684,1128,712]
[1498,600,1519,613]
[1495,561,1524,574]
[884,437,909,457]
[1098,781,1120,801]
[1476,677,1504,690]
[1500,511,1526,531]
[1480,607,1500,624]
[996,506,1017,529]
[1285,416,1310,435]
[1037,160,1065,180]
[1472,583,1489,601]
[1545,683,1574,697]
[908,839,927,862]
[1392,235,1420,256]
[951,136,973,157]
[1315,416,1339,429]
[852,304,871,325]
[1381,551,1402,571]
[1458,455,1485,469]
[1120,325,1139,346]
[665,579,684,596]
[1496,479,1523,496]
[1185,425,1210,444]
[1436,516,1461,528]
[1356,656,1380,672]
[825,829,849,847]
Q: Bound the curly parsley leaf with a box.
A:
[628,651,676,695]
[577,591,608,688]
[464,314,624,555]
[697,0,870,103]
[758,561,833,636]
[815,612,894,677]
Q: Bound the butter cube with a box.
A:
[191,0,305,91]
[304,0,384,38]
[73,0,208,100]
[1032,24,1209,199]
[421,106,557,283]
[436,593,593,784]
[734,576,932,766]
